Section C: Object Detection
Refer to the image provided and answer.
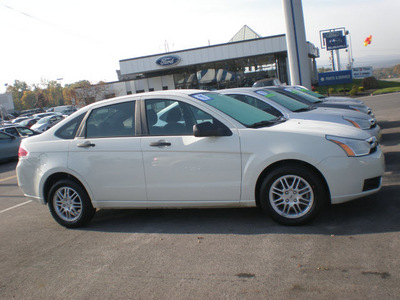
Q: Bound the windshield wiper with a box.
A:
[294,107,312,112]
[248,120,276,128]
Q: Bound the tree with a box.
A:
[393,64,400,77]
[64,80,106,107]
[6,80,30,111]
[20,91,37,110]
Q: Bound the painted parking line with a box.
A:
[0,200,32,214]
[0,175,17,183]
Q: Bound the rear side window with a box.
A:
[55,113,85,140]
[86,101,135,138]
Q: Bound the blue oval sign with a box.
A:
[156,55,181,67]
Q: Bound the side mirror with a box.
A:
[193,121,232,137]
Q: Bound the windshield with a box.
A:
[255,89,311,112]
[37,117,51,124]
[293,87,326,99]
[190,92,277,127]
[282,87,324,104]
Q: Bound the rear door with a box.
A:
[68,100,147,204]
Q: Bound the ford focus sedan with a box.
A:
[17,90,385,228]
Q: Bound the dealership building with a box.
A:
[96,26,320,100]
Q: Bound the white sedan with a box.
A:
[17,90,385,228]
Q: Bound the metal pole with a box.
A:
[336,49,341,71]
[282,0,311,89]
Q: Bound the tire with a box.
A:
[48,179,96,228]
[260,165,327,225]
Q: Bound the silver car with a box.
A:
[269,86,373,116]
[30,115,64,132]
[220,87,381,141]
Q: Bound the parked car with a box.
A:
[269,86,373,115]
[19,118,40,129]
[220,87,381,141]
[292,86,365,104]
[30,115,64,132]
[0,131,21,161]
[32,112,60,119]
[11,116,30,124]
[253,78,282,87]
[17,90,384,228]
[0,125,40,137]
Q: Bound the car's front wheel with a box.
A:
[260,165,327,225]
[48,179,96,228]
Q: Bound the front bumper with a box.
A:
[317,146,385,204]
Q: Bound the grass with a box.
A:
[314,79,400,96]
[372,87,400,95]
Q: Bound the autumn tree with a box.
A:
[6,80,30,111]
[64,80,106,107]
[20,91,37,110]
[393,64,400,77]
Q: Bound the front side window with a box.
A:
[86,101,135,138]
[145,99,220,136]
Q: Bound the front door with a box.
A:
[141,98,242,204]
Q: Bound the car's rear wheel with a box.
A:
[260,165,326,225]
[48,179,96,228]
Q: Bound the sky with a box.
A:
[1,0,399,92]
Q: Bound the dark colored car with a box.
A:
[0,131,21,161]
[0,125,40,138]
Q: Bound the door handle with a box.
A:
[150,140,171,147]
[77,141,96,148]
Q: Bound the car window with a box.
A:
[256,89,310,112]
[16,127,35,136]
[86,101,135,138]
[283,88,320,103]
[4,128,19,137]
[0,132,15,140]
[145,99,221,136]
[55,112,85,140]
[228,94,283,117]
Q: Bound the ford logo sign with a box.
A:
[156,55,181,67]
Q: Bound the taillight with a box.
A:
[18,146,28,157]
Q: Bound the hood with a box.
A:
[269,118,371,140]
[307,107,373,120]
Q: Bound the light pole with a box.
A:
[345,30,354,69]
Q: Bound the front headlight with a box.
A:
[342,117,373,130]
[349,105,370,114]
[326,135,377,157]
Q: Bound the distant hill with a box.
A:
[355,56,400,68]
[317,55,400,69]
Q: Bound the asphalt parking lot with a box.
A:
[0,92,399,299]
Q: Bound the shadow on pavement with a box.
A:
[83,183,400,236]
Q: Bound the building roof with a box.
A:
[229,25,262,43]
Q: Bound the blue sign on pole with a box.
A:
[318,70,353,86]
[326,36,347,51]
